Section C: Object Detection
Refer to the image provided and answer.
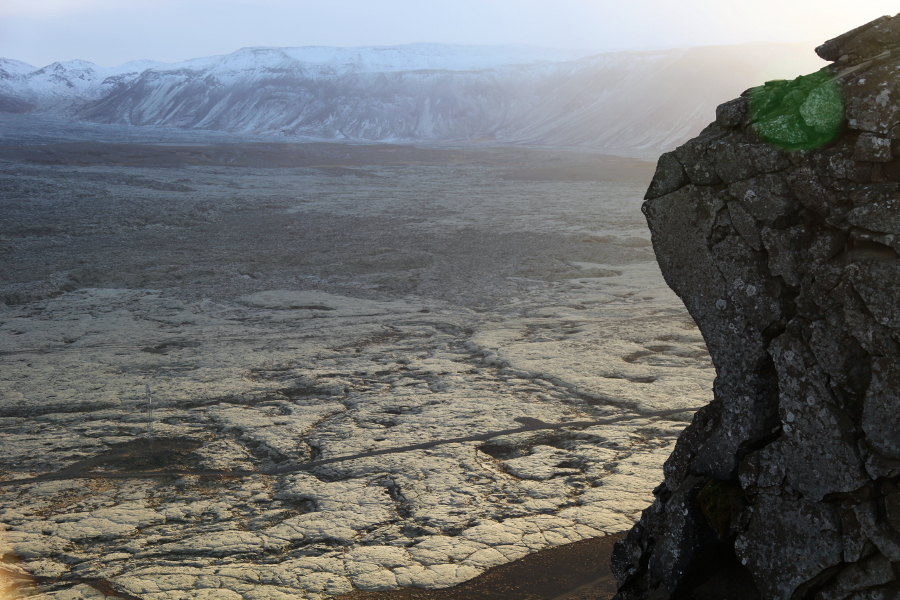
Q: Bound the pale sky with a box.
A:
[1,0,897,68]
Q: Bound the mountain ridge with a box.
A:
[0,43,824,151]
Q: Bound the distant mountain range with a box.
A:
[0,43,824,151]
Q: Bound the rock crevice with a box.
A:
[613,14,900,600]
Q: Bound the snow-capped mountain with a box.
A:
[0,58,166,112]
[166,44,597,75]
[0,43,823,150]
[0,58,36,79]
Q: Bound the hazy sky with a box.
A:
[1,0,897,67]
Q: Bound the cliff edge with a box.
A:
[612,15,900,600]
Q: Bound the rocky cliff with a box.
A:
[612,15,900,600]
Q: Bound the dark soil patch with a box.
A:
[56,436,203,475]
[335,533,625,600]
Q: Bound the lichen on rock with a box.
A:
[614,13,900,600]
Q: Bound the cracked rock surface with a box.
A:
[613,14,900,600]
[0,125,711,599]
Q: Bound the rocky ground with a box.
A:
[0,116,712,599]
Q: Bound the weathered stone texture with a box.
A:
[645,151,689,199]
[734,495,843,600]
[716,98,748,129]
[613,14,900,600]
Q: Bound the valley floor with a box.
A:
[0,117,713,599]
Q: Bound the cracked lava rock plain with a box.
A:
[0,116,713,599]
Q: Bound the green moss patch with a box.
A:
[749,69,844,150]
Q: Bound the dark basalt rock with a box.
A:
[614,15,900,600]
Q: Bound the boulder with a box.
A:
[613,15,900,599]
